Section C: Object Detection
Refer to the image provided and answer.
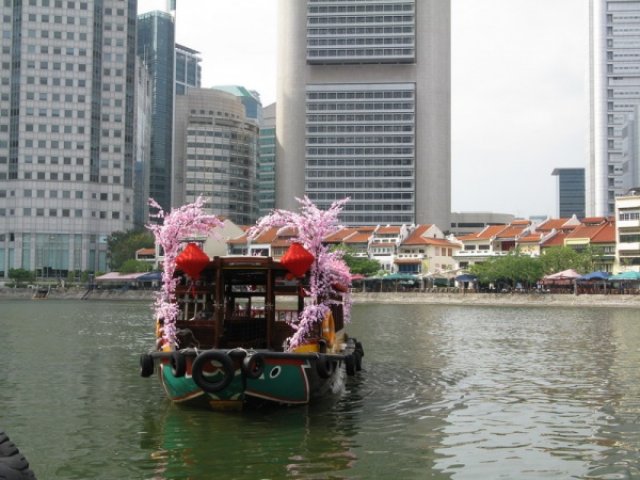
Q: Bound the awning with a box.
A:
[578,271,610,281]
[609,271,640,281]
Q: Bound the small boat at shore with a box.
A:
[139,196,364,410]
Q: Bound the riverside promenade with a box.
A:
[3,287,640,308]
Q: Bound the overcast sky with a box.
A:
[139,0,589,219]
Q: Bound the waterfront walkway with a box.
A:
[2,286,640,308]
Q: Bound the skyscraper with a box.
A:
[173,88,259,225]
[0,0,137,277]
[277,0,451,227]
[175,43,201,95]
[589,1,640,216]
[137,10,175,213]
[258,103,277,218]
[552,168,586,219]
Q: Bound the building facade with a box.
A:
[276,0,451,227]
[0,0,137,278]
[552,168,586,219]
[258,102,276,218]
[615,188,640,271]
[173,88,259,225]
[589,1,640,216]
[175,43,201,96]
[137,10,175,213]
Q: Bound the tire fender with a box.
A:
[191,351,235,393]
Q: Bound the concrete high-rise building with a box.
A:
[173,89,259,225]
[134,59,153,229]
[137,10,175,213]
[552,168,586,219]
[258,103,277,217]
[0,0,137,278]
[589,1,640,216]
[277,0,451,227]
[175,43,202,95]
[215,85,263,123]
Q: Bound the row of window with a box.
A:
[307,90,413,100]
[307,158,413,168]
[308,4,414,14]
[307,102,414,111]
[0,208,122,219]
[307,170,413,178]
[619,211,640,220]
[308,26,414,35]
[0,170,121,183]
[308,15,414,25]
[306,180,413,189]
[340,214,414,224]
[307,48,414,58]
[307,136,413,145]
[308,36,413,46]
[307,147,414,155]
[0,156,84,166]
[307,113,414,123]
[308,125,413,134]
[311,191,413,201]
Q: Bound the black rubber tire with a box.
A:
[139,353,155,378]
[316,354,335,379]
[0,430,37,480]
[191,351,235,393]
[354,350,362,371]
[345,354,356,376]
[170,351,186,378]
[241,353,265,380]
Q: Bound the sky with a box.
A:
[138,0,589,220]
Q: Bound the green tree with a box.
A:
[332,244,381,276]
[470,251,543,289]
[8,268,35,285]
[120,259,153,274]
[107,229,154,271]
[540,246,590,274]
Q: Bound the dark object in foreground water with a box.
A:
[0,429,37,480]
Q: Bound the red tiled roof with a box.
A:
[376,226,401,235]
[541,231,566,247]
[371,242,396,248]
[136,248,155,255]
[495,223,529,239]
[402,225,431,245]
[344,232,371,244]
[459,224,508,241]
[394,258,422,264]
[537,218,572,232]
[592,223,616,243]
[324,227,358,243]
[581,217,608,225]
[518,233,543,243]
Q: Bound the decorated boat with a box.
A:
[139,196,364,410]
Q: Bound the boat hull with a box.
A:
[155,349,350,409]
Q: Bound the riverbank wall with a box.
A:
[2,287,640,308]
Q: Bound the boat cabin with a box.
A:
[170,256,344,352]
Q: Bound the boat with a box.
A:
[139,196,364,410]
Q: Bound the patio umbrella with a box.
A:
[609,271,640,281]
[578,271,610,281]
[543,269,581,280]
[455,274,477,283]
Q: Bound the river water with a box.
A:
[1,300,639,479]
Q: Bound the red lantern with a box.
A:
[176,243,210,280]
[280,243,315,277]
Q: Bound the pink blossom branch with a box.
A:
[147,196,223,347]
[250,196,353,349]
